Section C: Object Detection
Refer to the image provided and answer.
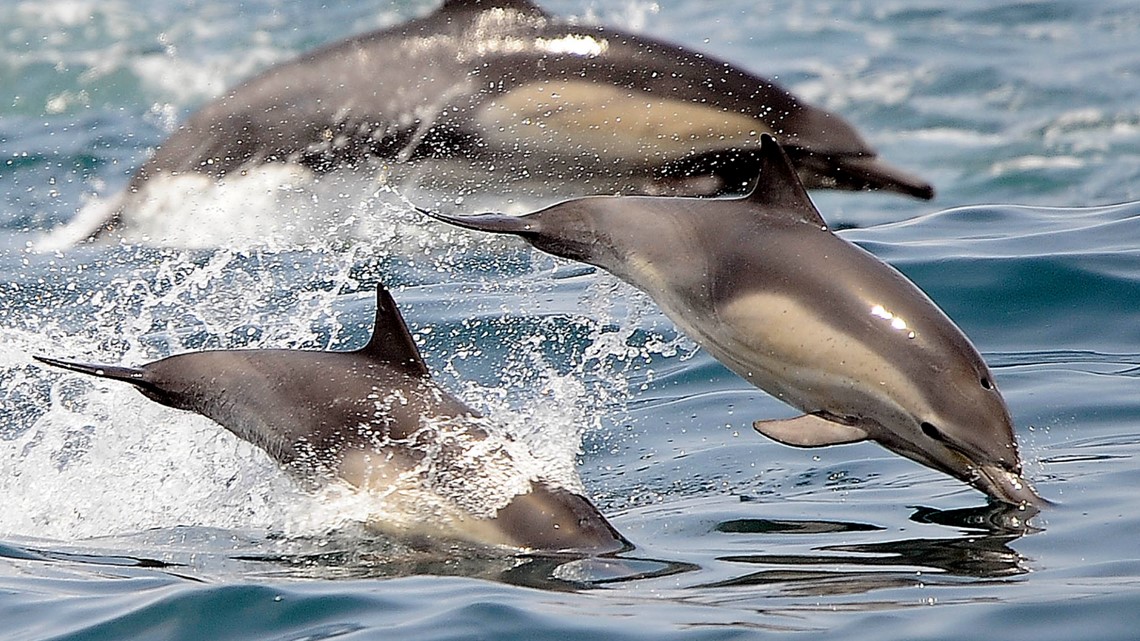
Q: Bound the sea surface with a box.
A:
[3,1,1140,639]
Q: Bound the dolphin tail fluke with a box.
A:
[34,355,146,384]
[415,207,534,236]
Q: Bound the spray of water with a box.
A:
[2,202,690,546]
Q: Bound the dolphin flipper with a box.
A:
[753,414,869,448]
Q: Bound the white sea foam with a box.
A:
[14,0,113,29]
[38,165,398,251]
[1042,108,1140,153]
[36,154,616,253]
[792,60,930,110]
[0,341,305,540]
[571,0,661,33]
[879,127,1005,147]
[989,155,1085,175]
[128,45,289,106]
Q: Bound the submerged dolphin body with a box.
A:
[80,0,931,241]
[35,286,627,553]
[421,134,1043,508]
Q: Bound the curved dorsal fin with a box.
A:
[745,134,828,229]
[358,285,430,377]
[436,0,548,18]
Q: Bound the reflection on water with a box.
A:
[230,544,698,591]
[0,526,696,592]
[702,502,1037,595]
[909,501,1041,534]
[0,502,1039,599]
[715,518,884,535]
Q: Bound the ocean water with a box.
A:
[2,1,1140,639]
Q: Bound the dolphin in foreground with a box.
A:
[79,0,932,241]
[421,134,1044,508]
[35,286,628,553]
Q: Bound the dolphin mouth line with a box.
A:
[892,433,1044,508]
[947,439,1046,508]
[968,462,1046,509]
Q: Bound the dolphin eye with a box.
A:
[980,376,993,390]
[920,422,944,442]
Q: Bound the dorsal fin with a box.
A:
[745,134,829,229]
[358,285,430,377]
[436,0,548,18]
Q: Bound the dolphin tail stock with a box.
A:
[414,206,536,236]
[34,355,147,385]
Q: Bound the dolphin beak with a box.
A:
[970,462,1049,509]
[415,207,535,235]
[916,440,1048,509]
[820,154,936,201]
[882,428,1048,509]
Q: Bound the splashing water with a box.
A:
[0,203,682,543]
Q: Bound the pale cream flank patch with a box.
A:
[622,253,678,300]
[711,291,927,417]
[334,415,542,548]
[338,447,521,548]
[476,80,767,162]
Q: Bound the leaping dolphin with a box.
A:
[78,0,932,242]
[35,285,628,553]
[420,134,1044,508]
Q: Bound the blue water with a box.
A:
[3,1,1140,639]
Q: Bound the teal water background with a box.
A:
[3,1,1140,639]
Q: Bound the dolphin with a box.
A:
[34,285,628,553]
[420,134,1044,508]
[79,0,932,241]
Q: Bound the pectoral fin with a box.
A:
[752,414,869,448]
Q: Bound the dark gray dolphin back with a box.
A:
[37,286,456,468]
[358,285,431,377]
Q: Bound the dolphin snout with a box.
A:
[918,419,1043,506]
[943,440,1046,508]
[973,463,1048,509]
